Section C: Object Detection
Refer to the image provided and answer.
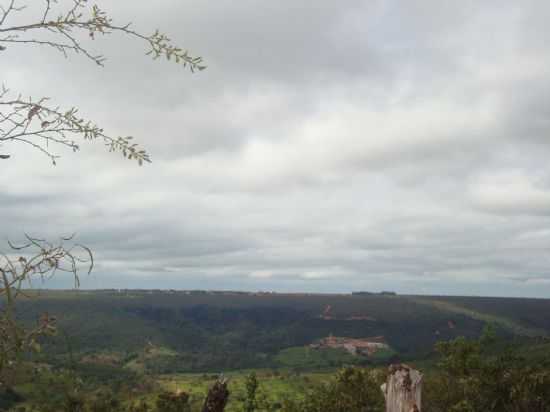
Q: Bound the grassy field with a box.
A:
[10,364,335,411]
[155,370,332,411]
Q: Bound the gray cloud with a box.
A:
[1,0,550,297]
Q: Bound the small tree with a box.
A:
[282,367,385,412]
[0,0,203,386]
[0,235,92,386]
[243,372,259,412]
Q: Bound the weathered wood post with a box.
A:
[381,364,422,412]
[202,377,230,412]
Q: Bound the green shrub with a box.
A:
[155,390,191,412]
[282,366,384,412]
[424,330,550,412]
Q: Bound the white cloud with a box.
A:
[470,170,550,215]
[1,0,550,297]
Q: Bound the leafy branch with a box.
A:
[0,84,150,165]
[0,0,205,163]
[0,0,206,71]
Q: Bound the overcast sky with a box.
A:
[2,0,550,297]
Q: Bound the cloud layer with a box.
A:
[1,0,550,297]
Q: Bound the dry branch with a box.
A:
[0,235,92,384]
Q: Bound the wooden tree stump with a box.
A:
[202,377,230,412]
[381,364,422,412]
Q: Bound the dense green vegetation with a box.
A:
[281,367,385,412]
[424,333,550,411]
[7,333,550,411]
[15,290,519,373]
[413,296,550,337]
[3,291,549,411]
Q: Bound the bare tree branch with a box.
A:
[0,235,92,384]
[0,0,205,163]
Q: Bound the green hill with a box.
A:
[15,290,549,374]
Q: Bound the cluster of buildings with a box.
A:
[310,335,389,356]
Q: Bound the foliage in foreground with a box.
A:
[280,367,385,412]
[424,332,550,412]
[4,331,550,411]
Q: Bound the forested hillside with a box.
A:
[16,291,548,372]
[3,290,549,411]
